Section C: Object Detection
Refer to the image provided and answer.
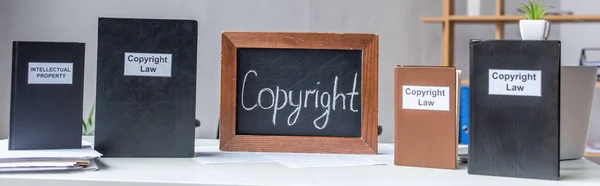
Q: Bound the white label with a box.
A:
[402,85,450,111]
[124,52,172,77]
[28,62,73,84]
[488,69,542,97]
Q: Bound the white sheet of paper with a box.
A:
[0,140,102,161]
[193,146,274,165]
[262,152,385,168]
[0,166,76,172]
[0,159,97,172]
[82,140,93,148]
[0,161,77,168]
[83,158,99,171]
[458,144,468,155]
[358,144,394,161]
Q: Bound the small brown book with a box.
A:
[394,66,461,169]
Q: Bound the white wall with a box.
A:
[560,0,600,66]
[560,0,600,143]
[0,0,10,139]
[0,0,446,142]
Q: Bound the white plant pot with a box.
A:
[519,20,551,40]
[467,0,481,16]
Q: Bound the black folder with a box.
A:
[94,17,198,157]
[468,40,560,180]
[10,41,85,150]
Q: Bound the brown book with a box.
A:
[394,66,461,169]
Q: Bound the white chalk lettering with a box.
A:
[241,70,258,110]
[333,76,346,110]
[346,73,359,112]
[314,92,331,129]
[273,86,288,125]
[287,91,302,126]
[258,88,275,110]
[241,70,360,130]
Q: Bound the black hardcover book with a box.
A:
[95,18,198,157]
[468,40,560,180]
[10,41,85,150]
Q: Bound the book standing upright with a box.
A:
[94,18,198,157]
[468,40,560,180]
[394,66,461,169]
[10,41,85,150]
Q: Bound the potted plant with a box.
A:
[519,0,552,40]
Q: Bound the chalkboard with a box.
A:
[220,32,379,154]
[236,48,362,137]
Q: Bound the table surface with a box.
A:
[1,139,600,186]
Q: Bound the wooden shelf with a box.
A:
[420,0,600,67]
[585,152,600,157]
[421,17,446,22]
[421,15,600,23]
[460,79,600,88]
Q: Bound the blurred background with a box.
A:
[1,0,600,146]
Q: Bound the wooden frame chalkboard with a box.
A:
[220,32,378,154]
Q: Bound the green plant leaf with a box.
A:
[520,4,532,19]
[87,103,95,124]
[520,0,551,20]
[82,103,96,135]
[82,120,88,134]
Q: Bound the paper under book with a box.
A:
[0,139,102,172]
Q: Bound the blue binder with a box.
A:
[459,86,469,144]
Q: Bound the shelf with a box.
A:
[420,17,446,22]
[585,152,600,157]
[460,80,469,85]
[461,79,600,88]
[421,15,600,23]
[420,0,600,67]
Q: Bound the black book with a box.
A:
[10,41,85,150]
[468,40,560,180]
[95,18,198,157]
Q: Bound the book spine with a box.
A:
[467,39,481,164]
[9,42,18,149]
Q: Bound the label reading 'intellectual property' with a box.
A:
[28,62,73,84]
[124,52,172,77]
[488,69,542,97]
[402,85,450,111]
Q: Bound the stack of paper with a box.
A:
[0,139,102,172]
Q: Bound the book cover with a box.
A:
[468,40,560,180]
[10,41,85,150]
[94,17,198,157]
[394,66,460,169]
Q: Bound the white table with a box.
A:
[1,139,600,186]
